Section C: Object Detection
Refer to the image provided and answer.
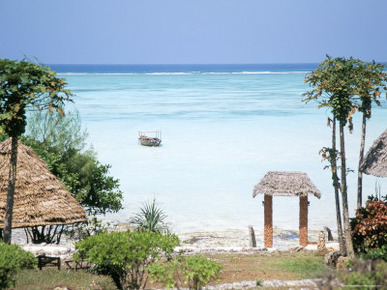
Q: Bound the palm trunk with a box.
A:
[332,119,346,254]
[3,136,18,244]
[339,123,354,257]
[357,113,367,208]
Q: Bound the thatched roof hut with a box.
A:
[0,138,87,229]
[360,129,387,177]
[253,171,321,248]
[253,171,321,198]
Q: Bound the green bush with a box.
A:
[74,230,180,289]
[340,259,387,288]
[0,243,37,289]
[351,195,387,259]
[148,254,223,289]
[365,245,387,261]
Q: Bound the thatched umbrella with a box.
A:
[0,138,87,230]
[360,129,387,177]
[253,171,321,247]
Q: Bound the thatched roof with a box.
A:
[0,138,87,229]
[253,171,321,199]
[360,129,387,177]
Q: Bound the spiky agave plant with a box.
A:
[131,199,168,233]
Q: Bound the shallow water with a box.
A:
[55,64,387,234]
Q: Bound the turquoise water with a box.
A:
[57,65,387,233]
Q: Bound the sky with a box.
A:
[1,0,387,64]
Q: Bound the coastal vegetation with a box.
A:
[303,56,387,257]
[351,195,387,260]
[0,59,73,243]
[74,230,180,289]
[20,110,123,243]
[0,243,37,288]
[0,108,124,244]
[130,198,168,233]
[22,110,123,217]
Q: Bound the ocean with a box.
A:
[51,64,387,235]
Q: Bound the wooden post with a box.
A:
[249,225,257,247]
[299,195,308,246]
[264,194,273,248]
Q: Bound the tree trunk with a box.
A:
[332,119,346,254]
[339,124,354,257]
[357,113,367,208]
[3,136,19,244]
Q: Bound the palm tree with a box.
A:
[0,59,72,243]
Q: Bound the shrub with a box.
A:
[351,195,387,259]
[339,259,387,288]
[74,230,180,289]
[148,254,223,289]
[0,243,37,289]
[130,198,168,233]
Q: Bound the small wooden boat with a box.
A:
[138,130,162,147]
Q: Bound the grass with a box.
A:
[13,252,328,289]
[13,268,116,290]
[208,252,328,284]
[265,253,327,278]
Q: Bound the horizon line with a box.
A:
[48,62,321,66]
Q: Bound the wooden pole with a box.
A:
[264,194,273,248]
[299,195,308,247]
[249,225,257,247]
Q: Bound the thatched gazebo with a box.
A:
[0,138,87,231]
[360,129,387,177]
[253,171,321,248]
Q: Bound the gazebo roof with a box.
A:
[360,129,387,177]
[0,138,87,229]
[253,171,321,199]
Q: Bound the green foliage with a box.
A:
[362,245,387,261]
[351,195,387,259]
[183,255,223,289]
[302,55,386,257]
[148,254,223,289]
[131,198,168,233]
[352,60,386,118]
[22,110,123,216]
[0,59,72,137]
[303,56,358,126]
[0,59,73,244]
[0,242,37,289]
[74,230,180,289]
[304,56,386,131]
[339,260,387,288]
[147,260,177,289]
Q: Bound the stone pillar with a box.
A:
[299,195,308,246]
[264,194,273,248]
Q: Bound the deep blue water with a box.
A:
[49,63,318,74]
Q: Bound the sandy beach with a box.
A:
[16,226,339,258]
